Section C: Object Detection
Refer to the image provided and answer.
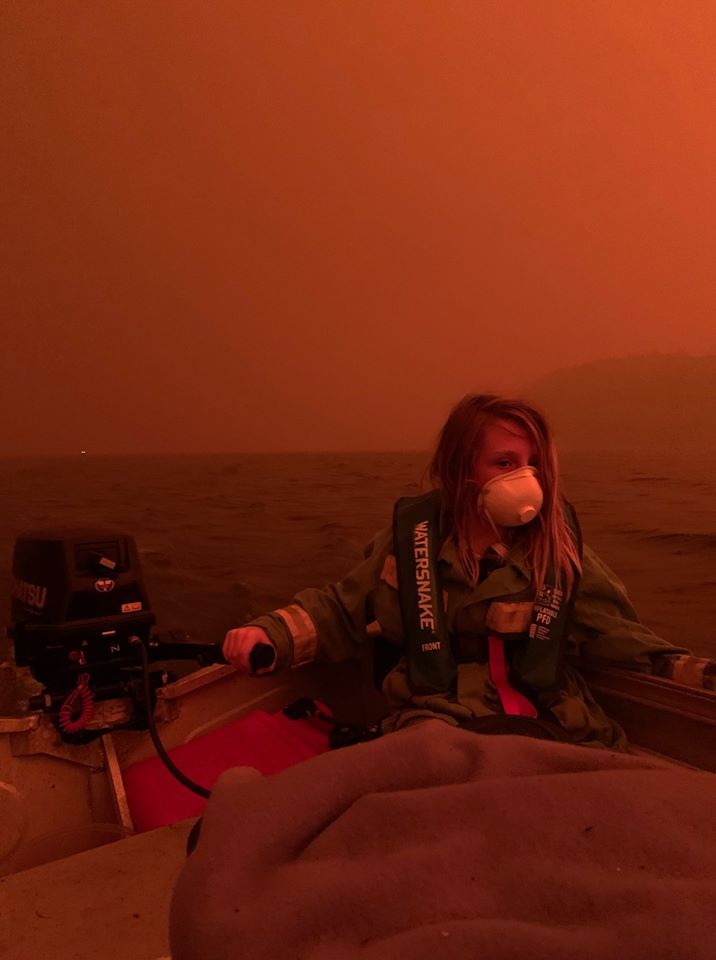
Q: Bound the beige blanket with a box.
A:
[170,723,716,959]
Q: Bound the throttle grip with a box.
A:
[249,642,277,674]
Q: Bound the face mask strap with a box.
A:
[482,504,503,541]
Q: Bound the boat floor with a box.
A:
[0,817,193,960]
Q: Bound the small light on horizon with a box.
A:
[80,450,87,455]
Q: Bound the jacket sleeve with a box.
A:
[246,526,393,669]
[570,544,693,671]
[570,544,716,690]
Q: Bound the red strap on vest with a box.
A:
[488,634,538,718]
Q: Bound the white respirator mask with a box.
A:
[477,466,544,527]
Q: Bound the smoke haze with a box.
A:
[2,2,716,454]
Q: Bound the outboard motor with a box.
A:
[7,529,279,805]
[9,530,165,741]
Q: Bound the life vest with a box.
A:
[392,490,583,706]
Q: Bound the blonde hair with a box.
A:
[425,394,581,594]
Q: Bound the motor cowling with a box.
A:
[9,529,155,693]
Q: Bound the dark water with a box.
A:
[1,451,714,713]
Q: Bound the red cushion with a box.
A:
[122,707,332,832]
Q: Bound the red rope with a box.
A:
[58,673,95,733]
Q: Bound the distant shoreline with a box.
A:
[1,448,715,462]
[0,450,432,461]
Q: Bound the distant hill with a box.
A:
[523,353,716,455]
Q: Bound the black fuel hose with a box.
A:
[135,639,277,801]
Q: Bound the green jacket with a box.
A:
[250,521,698,749]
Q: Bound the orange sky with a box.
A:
[2,2,715,454]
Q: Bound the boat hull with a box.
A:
[1,656,714,878]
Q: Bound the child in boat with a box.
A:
[222,394,714,749]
